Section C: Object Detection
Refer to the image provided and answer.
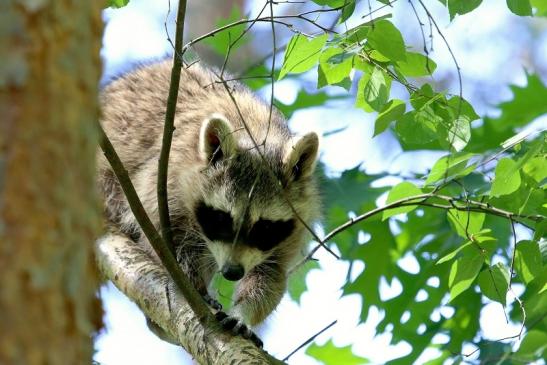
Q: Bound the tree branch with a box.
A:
[95,233,285,365]
[97,123,211,322]
[291,192,544,272]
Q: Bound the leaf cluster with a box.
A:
[270,1,546,363]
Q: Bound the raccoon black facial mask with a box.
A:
[195,201,294,251]
[195,202,234,241]
[248,219,295,251]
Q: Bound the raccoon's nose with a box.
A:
[221,263,244,281]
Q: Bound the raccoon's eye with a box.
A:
[248,219,295,251]
[195,202,234,241]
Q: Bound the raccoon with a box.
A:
[98,60,320,346]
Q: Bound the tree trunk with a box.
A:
[0,1,103,364]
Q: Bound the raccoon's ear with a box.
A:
[199,114,236,165]
[284,132,319,181]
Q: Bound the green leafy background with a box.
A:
[260,1,546,363]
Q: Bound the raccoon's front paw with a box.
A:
[214,311,263,348]
[202,293,222,311]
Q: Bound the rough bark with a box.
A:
[0,1,103,364]
[96,232,286,365]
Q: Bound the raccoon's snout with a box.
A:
[221,263,244,281]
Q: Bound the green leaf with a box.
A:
[469,74,547,152]
[448,253,484,301]
[318,47,354,89]
[395,110,439,145]
[444,96,478,151]
[523,156,547,182]
[447,210,485,239]
[338,24,370,45]
[447,115,471,152]
[447,96,480,122]
[276,90,337,119]
[342,220,396,323]
[425,152,476,185]
[367,20,406,62]
[382,182,423,220]
[507,0,533,15]
[409,83,437,109]
[278,34,328,80]
[240,64,272,90]
[515,240,543,284]
[355,67,390,112]
[311,0,349,7]
[364,67,390,112]
[374,99,406,136]
[203,7,248,55]
[447,0,483,19]
[508,138,544,176]
[437,233,495,265]
[320,167,388,216]
[306,339,369,365]
[496,77,545,136]
[395,52,437,77]
[107,0,129,8]
[437,240,473,265]
[210,275,236,310]
[516,330,547,357]
[531,0,547,16]
[339,0,356,23]
[490,158,522,197]
[477,263,510,305]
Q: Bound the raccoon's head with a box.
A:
[193,114,319,281]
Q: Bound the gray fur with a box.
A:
[98,60,320,327]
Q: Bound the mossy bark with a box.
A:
[0,1,103,364]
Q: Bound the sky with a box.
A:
[94,0,546,364]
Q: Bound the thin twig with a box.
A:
[182,10,341,55]
[157,0,188,253]
[282,320,337,361]
[463,290,527,358]
[408,0,433,75]
[508,218,518,289]
[265,0,277,147]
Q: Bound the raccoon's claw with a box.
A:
[233,322,264,348]
[202,294,222,311]
[214,311,263,348]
